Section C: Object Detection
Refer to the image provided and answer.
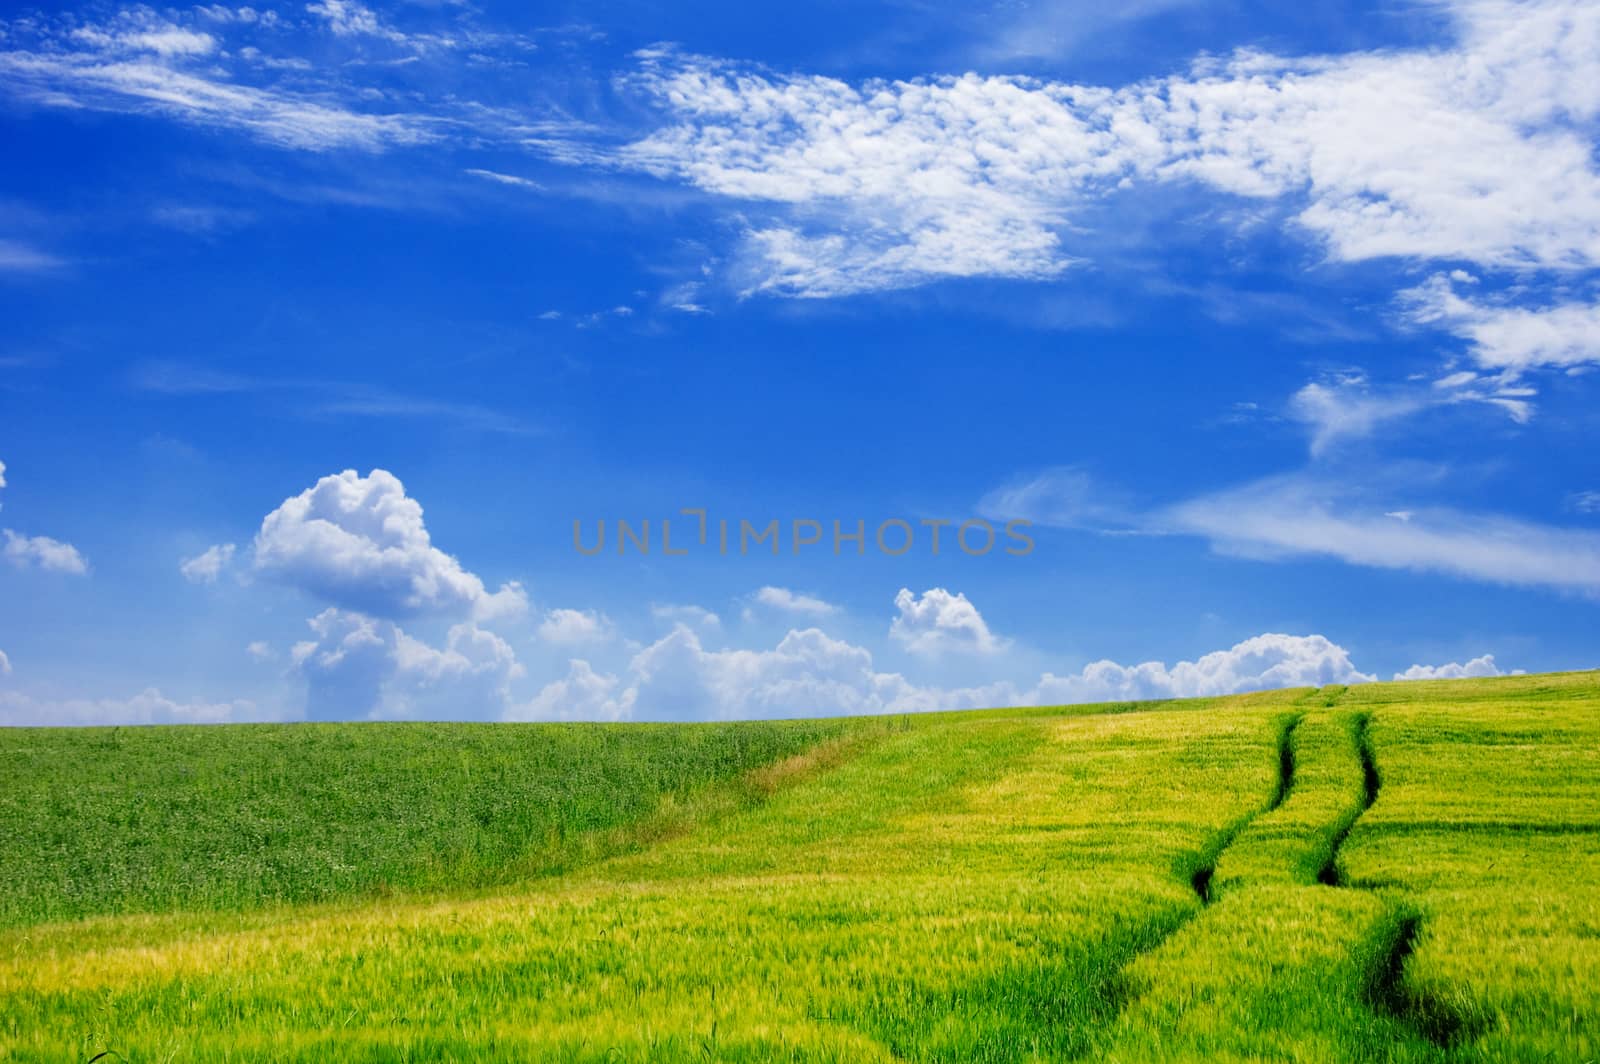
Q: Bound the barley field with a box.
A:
[1,672,1596,1062]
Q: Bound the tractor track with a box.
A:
[1322,712,1480,1048]
[1189,712,1302,905]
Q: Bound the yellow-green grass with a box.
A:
[1339,674,1600,1061]
[0,673,1596,1062]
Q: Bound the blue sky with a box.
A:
[2,0,1598,723]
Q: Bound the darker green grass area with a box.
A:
[0,718,865,927]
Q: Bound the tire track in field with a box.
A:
[1091,711,1304,1038]
[1321,712,1480,1048]
[1190,712,1302,904]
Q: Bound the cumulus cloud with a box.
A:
[537,608,614,645]
[511,610,1376,722]
[1393,654,1512,681]
[254,469,526,621]
[0,460,89,575]
[890,587,1008,656]
[509,659,634,721]
[1023,633,1376,703]
[2,529,88,574]
[0,687,262,726]
[180,543,237,584]
[615,624,919,720]
[291,607,523,720]
[752,586,838,617]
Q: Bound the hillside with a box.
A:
[1,672,1596,1062]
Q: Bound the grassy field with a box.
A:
[0,718,866,927]
[0,673,1595,1061]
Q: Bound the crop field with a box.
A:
[0,672,1596,1062]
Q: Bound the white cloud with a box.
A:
[1168,474,1600,596]
[0,10,437,152]
[0,648,10,676]
[620,624,916,720]
[254,468,526,621]
[180,542,237,584]
[306,1,410,44]
[0,688,262,726]
[3,529,88,574]
[1394,654,1512,681]
[510,601,1375,721]
[988,462,1600,597]
[66,13,218,58]
[1286,369,1534,453]
[1403,274,1600,377]
[650,602,721,629]
[1289,377,1430,456]
[537,608,614,645]
[0,458,6,488]
[1571,490,1600,515]
[596,4,1600,299]
[974,0,1204,66]
[509,659,634,721]
[614,56,1122,297]
[977,466,1132,530]
[466,168,543,190]
[1024,633,1376,703]
[246,640,275,662]
[291,607,523,720]
[0,239,63,272]
[890,587,1008,657]
[752,586,838,617]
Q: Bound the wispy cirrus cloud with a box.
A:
[0,238,65,273]
[983,464,1600,597]
[0,3,539,152]
[1166,474,1600,597]
[129,360,535,434]
[1288,369,1534,455]
[0,41,437,151]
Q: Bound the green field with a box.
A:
[1,672,1596,1062]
